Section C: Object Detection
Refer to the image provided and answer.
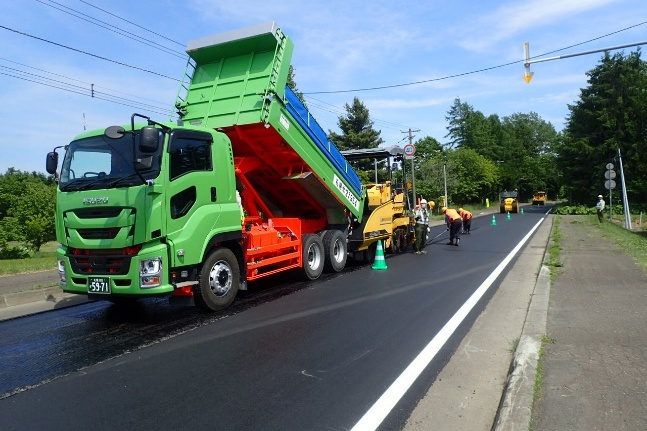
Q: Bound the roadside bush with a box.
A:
[0,244,30,260]
[553,204,594,215]
[553,203,632,216]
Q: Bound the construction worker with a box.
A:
[413,198,430,254]
[595,195,605,223]
[458,208,473,234]
[442,207,462,246]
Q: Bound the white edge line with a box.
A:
[350,216,546,431]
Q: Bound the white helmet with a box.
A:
[420,198,427,204]
[598,195,603,198]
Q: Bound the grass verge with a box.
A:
[0,242,58,276]
[597,217,647,273]
[544,216,564,281]
[530,335,556,430]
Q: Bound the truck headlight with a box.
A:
[58,259,67,285]
[140,257,162,288]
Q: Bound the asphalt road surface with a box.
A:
[0,207,551,430]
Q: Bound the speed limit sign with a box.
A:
[404,144,416,159]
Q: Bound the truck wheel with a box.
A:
[500,203,505,213]
[302,234,324,280]
[513,201,519,213]
[195,248,239,311]
[322,230,347,272]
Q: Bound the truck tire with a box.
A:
[322,230,347,273]
[512,201,519,213]
[302,234,324,280]
[500,203,505,213]
[195,248,239,311]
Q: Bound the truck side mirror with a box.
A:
[139,126,159,153]
[46,152,58,175]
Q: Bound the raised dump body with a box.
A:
[176,22,364,227]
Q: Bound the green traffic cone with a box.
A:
[371,240,387,270]
[506,211,511,220]
[521,207,524,214]
[491,214,497,226]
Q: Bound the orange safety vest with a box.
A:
[445,208,461,222]
[459,209,473,220]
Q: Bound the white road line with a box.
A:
[350,217,546,431]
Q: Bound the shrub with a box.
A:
[0,245,31,260]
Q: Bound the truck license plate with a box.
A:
[88,277,110,294]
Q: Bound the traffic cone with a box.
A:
[371,240,387,270]
[520,207,524,214]
[491,215,497,226]
[506,211,511,220]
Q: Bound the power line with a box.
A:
[36,0,187,59]
[304,95,416,134]
[0,25,180,81]
[78,0,185,47]
[535,20,647,58]
[0,57,170,107]
[1,64,87,93]
[0,69,174,117]
[304,20,647,94]
[8,6,642,139]
[305,95,410,129]
[304,60,521,95]
[0,71,89,97]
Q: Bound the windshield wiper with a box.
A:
[60,178,104,192]
[71,177,113,191]
[105,173,148,188]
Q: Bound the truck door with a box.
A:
[165,130,221,265]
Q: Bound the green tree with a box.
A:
[558,50,647,203]
[444,97,560,201]
[329,97,384,175]
[450,148,499,204]
[444,97,474,149]
[286,65,307,108]
[9,182,56,250]
[0,169,56,251]
[499,113,559,201]
[413,136,443,165]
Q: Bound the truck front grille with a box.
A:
[68,249,132,275]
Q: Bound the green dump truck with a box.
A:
[45,22,395,311]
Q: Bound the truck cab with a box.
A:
[47,118,244,309]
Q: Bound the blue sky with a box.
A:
[1,0,646,174]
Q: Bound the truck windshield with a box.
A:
[59,133,162,191]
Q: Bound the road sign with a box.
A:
[604,170,616,180]
[403,144,416,159]
[606,163,614,170]
[605,179,616,190]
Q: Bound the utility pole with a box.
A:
[618,149,632,230]
[443,162,448,208]
[402,128,420,206]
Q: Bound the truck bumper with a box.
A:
[57,243,175,297]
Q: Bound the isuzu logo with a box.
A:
[83,197,109,205]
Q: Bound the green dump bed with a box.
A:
[176,22,365,221]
